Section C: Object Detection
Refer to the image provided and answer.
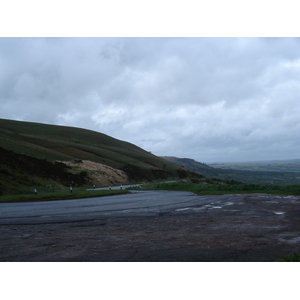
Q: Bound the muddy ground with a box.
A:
[1,193,300,262]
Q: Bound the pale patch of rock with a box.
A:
[58,160,129,187]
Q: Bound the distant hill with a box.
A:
[162,156,300,185]
[209,160,300,173]
[161,157,216,175]
[0,119,198,195]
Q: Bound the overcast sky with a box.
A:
[1,37,300,163]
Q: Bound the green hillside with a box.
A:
[162,156,300,185]
[0,119,196,195]
[0,146,89,195]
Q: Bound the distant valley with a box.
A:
[162,156,300,185]
[209,160,300,173]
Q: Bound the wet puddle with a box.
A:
[279,236,300,244]
[204,205,222,209]
[175,208,191,212]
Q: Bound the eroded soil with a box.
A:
[60,160,129,186]
[1,193,300,262]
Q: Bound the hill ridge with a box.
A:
[0,118,197,195]
[162,156,300,185]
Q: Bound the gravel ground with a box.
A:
[1,193,300,262]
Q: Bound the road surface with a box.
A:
[0,190,198,225]
[1,190,300,261]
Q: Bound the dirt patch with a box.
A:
[1,193,300,262]
[60,160,129,186]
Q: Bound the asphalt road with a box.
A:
[0,190,201,225]
[1,191,300,261]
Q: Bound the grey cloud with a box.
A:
[1,37,300,162]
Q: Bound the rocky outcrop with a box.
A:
[59,160,129,187]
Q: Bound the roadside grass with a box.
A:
[141,181,300,196]
[0,187,129,203]
[277,253,300,262]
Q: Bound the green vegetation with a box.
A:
[2,118,299,201]
[0,119,198,196]
[0,119,182,175]
[0,146,89,196]
[163,157,300,185]
[0,187,129,203]
[142,180,300,196]
[277,253,300,262]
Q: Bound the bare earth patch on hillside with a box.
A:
[60,160,129,186]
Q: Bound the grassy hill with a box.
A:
[162,156,300,185]
[0,119,197,195]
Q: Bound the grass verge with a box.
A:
[0,188,129,203]
[277,253,300,262]
[140,181,300,196]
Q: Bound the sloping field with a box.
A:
[0,119,194,195]
[0,118,181,171]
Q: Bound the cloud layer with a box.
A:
[1,37,300,162]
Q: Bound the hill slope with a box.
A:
[0,119,196,195]
[162,156,300,185]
